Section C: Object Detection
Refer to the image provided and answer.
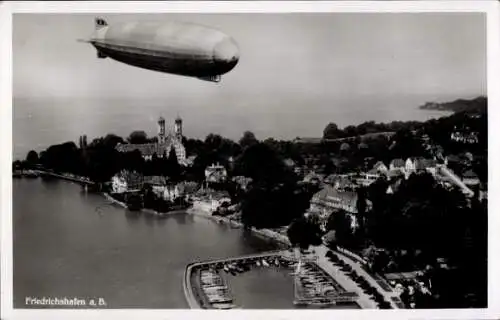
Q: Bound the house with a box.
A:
[405,158,417,173]
[415,158,426,173]
[303,171,322,185]
[185,155,197,167]
[310,186,359,215]
[373,161,389,173]
[309,185,372,230]
[232,176,253,191]
[162,184,182,201]
[332,175,356,191]
[464,152,474,162]
[405,157,436,177]
[323,174,337,185]
[385,169,404,181]
[422,158,438,176]
[354,171,380,187]
[144,175,168,186]
[205,163,228,183]
[462,170,480,186]
[111,170,144,193]
[389,158,405,171]
[450,131,479,144]
[192,190,231,214]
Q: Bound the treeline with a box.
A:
[323,120,422,140]
[323,96,486,141]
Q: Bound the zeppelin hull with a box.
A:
[94,44,230,77]
[88,20,239,81]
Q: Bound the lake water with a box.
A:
[13,178,283,309]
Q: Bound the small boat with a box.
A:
[256,260,261,267]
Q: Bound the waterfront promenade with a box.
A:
[314,245,401,309]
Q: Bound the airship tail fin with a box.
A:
[95,17,108,30]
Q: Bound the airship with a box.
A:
[80,18,239,82]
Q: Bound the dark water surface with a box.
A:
[13,178,280,308]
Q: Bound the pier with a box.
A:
[36,170,96,185]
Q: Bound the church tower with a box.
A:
[158,116,166,144]
[174,116,183,139]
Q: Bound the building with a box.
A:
[111,170,144,193]
[116,116,187,165]
[389,158,405,171]
[385,169,405,181]
[232,176,253,191]
[302,171,324,185]
[462,170,480,187]
[373,161,389,173]
[353,171,380,187]
[450,131,479,144]
[405,157,437,177]
[205,163,228,183]
[309,185,371,231]
[192,190,231,214]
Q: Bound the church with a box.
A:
[116,116,187,165]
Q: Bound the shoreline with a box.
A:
[102,192,186,217]
[186,208,292,247]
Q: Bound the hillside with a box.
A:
[419,96,486,114]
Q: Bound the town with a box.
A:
[13,96,488,309]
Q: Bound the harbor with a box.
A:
[184,250,360,309]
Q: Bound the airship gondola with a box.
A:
[79,18,240,82]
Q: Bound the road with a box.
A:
[313,245,402,309]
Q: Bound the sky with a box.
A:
[12,13,486,159]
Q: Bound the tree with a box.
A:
[323,122,342,139]
[167,147,181,181]
[287,216,323,250]
[26,150,39,167]
[103,134,125,149]
[356,187,368,234]
[325,211,354,248]
[127,131,148,144]
[239,131,258,149]
[233,142,292,185]
[13,160,23,170]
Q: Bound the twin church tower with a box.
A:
[158,116,182,144]
[116,115,186,165]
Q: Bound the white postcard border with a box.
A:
[1,1,499,320]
